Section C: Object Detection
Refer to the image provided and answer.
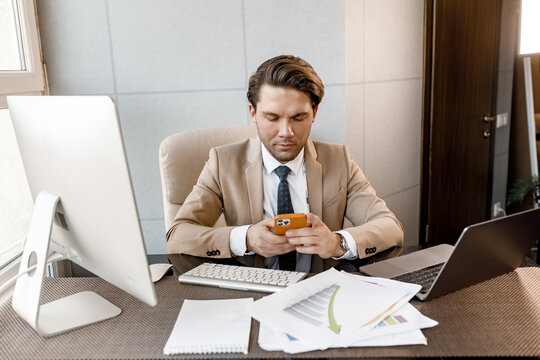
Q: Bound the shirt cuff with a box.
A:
[229,225,255,256]
[332,230,358,260]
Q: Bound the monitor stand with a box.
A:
[11,191,121,337]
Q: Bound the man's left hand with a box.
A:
[285,213,344,259]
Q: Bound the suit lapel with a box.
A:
[305,138,322,218]
[245,137,264,224]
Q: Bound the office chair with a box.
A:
[158,125,258,233]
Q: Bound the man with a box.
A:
[166,55,403,273]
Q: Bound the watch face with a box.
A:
[340,236,348,252]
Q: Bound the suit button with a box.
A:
[365,247,376,254]
[215,250,220,255]
[206,251,212,256]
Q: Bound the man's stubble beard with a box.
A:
[257,131,306,163]
[255,124,309,163]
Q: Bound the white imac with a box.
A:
[7,96,157,337]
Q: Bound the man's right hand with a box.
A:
[246,218,296,258]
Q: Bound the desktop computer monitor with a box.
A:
[7,96,157,336]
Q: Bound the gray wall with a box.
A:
[36,0,424,254]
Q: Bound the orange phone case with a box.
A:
[273,213,307,235]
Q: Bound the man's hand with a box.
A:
[285,213,344,259]
[246,218,296,258]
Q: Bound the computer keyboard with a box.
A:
[391,263,444,293]
[178,262,308,293]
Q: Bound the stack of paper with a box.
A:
[164,298,253,355]
[248,268,437,354]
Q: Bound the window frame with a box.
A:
[0,0,45,108]
[0,259,20,303]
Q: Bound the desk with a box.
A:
[1,256,540,359]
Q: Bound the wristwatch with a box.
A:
[338,233,349,254]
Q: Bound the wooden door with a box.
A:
[422,0,501,245]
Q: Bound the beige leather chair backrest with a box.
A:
[159,125,258,231]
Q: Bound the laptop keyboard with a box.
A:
[391,263,444,293]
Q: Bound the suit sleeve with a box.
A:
[165,148,234,258]
[342,146,404,259]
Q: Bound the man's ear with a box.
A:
[312,105,319,122]
[248,103,256,123]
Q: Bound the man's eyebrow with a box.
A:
[261,111,309,117]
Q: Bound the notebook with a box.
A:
[163,298,253,355]
[359,208,540,301]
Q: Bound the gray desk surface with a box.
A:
[2,250,540,359]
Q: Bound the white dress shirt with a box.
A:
[229,143,358,270]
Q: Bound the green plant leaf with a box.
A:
[507,175,540,206]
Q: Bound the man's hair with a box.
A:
[247,55,325,111]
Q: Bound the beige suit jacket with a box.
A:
[166,137,403,272]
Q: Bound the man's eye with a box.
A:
[293,117,306,121]
[266,116,278,121]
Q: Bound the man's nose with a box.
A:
[278,119,294,137]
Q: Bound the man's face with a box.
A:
[249,85,317,164]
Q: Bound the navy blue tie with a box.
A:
[275,166,296,271]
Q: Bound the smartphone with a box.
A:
[273,213,307,235]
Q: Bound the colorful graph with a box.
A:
[377,314,408,327]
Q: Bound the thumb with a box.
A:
[306,213,320,227]
[260,218,275,231]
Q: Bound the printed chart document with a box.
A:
[164,298,253,355]
[252,269,438,354]
[263,303,438,353]
[248,268,414,351]
[337,272,436,347]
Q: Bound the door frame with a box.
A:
[419,0,433,246]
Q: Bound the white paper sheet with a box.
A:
[164,298,253,355]
[353,329,428,346]
[337,272,424,346]
[258,323,283,351]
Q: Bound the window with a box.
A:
[0,0,45,295]
[0,0,45,103]
[0,0,25,71]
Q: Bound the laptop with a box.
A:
[359,208,540,301]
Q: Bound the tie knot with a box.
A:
[274,165,291,181]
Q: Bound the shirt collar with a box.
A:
[261,142,304,175]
